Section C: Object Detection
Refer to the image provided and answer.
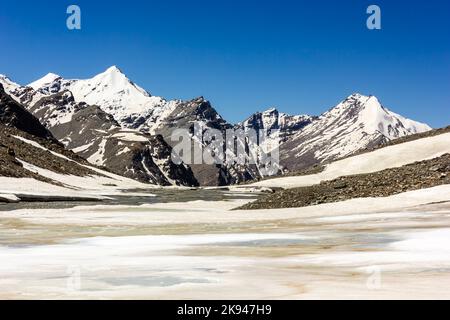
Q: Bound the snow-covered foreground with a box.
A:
[0,185,450,299]
[251,132,450,189]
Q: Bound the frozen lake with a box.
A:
[1,186,450,299]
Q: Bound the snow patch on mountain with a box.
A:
[87,138,107,166]
[111,131,150,142]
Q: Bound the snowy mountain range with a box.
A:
[0,66,432,186]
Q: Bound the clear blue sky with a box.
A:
[0,0,449,127]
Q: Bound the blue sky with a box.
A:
[0,0,449,127]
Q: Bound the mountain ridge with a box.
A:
[1,66,433,186]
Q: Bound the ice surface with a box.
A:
[0,185,449,299]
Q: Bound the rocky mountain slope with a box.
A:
[27,90,198,186]
[0,84,159,203]
[153,97,261,186]
[1,84,96,186]
[0,84,55,140]
[19,69,263,185]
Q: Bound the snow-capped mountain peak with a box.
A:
[83,65,151,97]
[28,73,62,90]
[65,66,178,131]
[328,93,432,138]
[105,65,122,73]
[280,93,432,172]
[24,66,180,133]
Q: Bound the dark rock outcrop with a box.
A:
[0,84,54,140]
[155,97,261,186]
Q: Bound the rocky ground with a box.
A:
[238,153,450,210]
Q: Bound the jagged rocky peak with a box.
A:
[187,97,226,121]
[160,96,231,132]
[241,107,281,130]
[238,107,314,134]
[152,97,220,129]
